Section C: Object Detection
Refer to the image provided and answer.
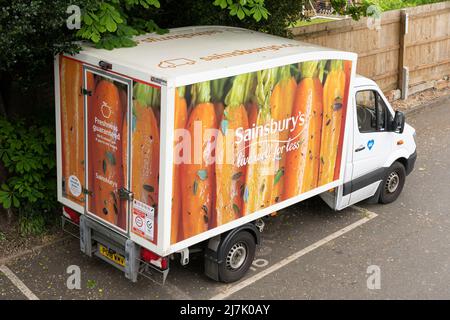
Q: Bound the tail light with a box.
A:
[62,206,80,224]
[141,248,168,270]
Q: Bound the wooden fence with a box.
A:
[290,2,450,97]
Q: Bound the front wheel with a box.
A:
[379,162,406,204]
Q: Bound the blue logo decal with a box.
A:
[367,139,375,150]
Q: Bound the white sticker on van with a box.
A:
[68,175,82,197]
[132,199,155,241]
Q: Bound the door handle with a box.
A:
[118,187,133,201]
[355,145,366,152]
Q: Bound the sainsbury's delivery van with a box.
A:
[55,26,417,283]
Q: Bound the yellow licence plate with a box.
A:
[99,244,125,267]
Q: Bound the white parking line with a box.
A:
[210,208,378,300]
[0,265,39,300]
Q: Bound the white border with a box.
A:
[168,179,342,255]
[160,86,176,253]
[55,55,85,214]
[83,66,132,236]
[71,52,167,88]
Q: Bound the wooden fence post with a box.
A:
[398,9,409,100]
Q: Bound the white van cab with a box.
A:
[321,74,417,211]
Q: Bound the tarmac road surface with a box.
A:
[1,96,449,300]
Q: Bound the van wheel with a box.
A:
[218,231,256,283]
[379,162,406,204]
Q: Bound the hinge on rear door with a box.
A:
[82,187,92,196]
[62,177,66,195]
[118,187,133,201]
[81,87,92,96]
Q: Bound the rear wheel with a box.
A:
[379,162,406,204]
[218,231,256,283]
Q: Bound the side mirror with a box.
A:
[391,111,405,133]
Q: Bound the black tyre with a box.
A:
[379,162,406,204]
[218,231,256,283]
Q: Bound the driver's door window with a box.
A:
[356,90,389,133]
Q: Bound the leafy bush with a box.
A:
[0,117,57,235]
[0,0,81,86]
[371,0,443,11]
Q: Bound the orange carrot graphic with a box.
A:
[270,66,296,203]
[180,82,217,240]
[244,68,277,214]
[89,80,123,225]
[215,74,250,226]
[318,60,346,186]
[333,60,352,180]
[60,57,85,204]
[171,87,188,243]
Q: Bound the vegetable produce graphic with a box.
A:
[180,82,218,239]
[171,87,188,244]
[130,83,160,208]
[284,61,324,198]
[172,59,350,241]
[88,79,124,227]
[211,78,228,121]
[333,60,352,180]
[270,65,296,203]
[59,57,85,204]
[243,68,277,214]
[215,74,250,226]
[318,60,346,186]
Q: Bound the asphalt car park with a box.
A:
[1,96,449,300]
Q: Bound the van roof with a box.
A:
[76,26,357,86]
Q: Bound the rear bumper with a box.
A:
[405,149,417,176]
[62,215,168,284]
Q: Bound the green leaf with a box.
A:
[143,184,154,192]
[243,185,249,203]
[274,168,284,185]
[232,172,243,180]
[220,119,229,135]
[197,169,208,181]
[105,17,117,32]
[2,197,11,209]
[193,180,198,195]
[12,196,20,208]
[237,7,245,20]
[105,151,116,165]
[233,203,240,215]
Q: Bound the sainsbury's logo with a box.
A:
[235,111,306,145]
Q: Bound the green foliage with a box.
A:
[87,279,97,289]
[330,0,373,20]
[213,0,269,21]
[154,0,307,38]
[19,210,47,236]
[371,0,443,11]
[75,0,271,50]
[0,1,81,86]
[0,117,57,235]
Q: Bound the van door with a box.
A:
[84,66,132,234]
[346,87,395,205]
